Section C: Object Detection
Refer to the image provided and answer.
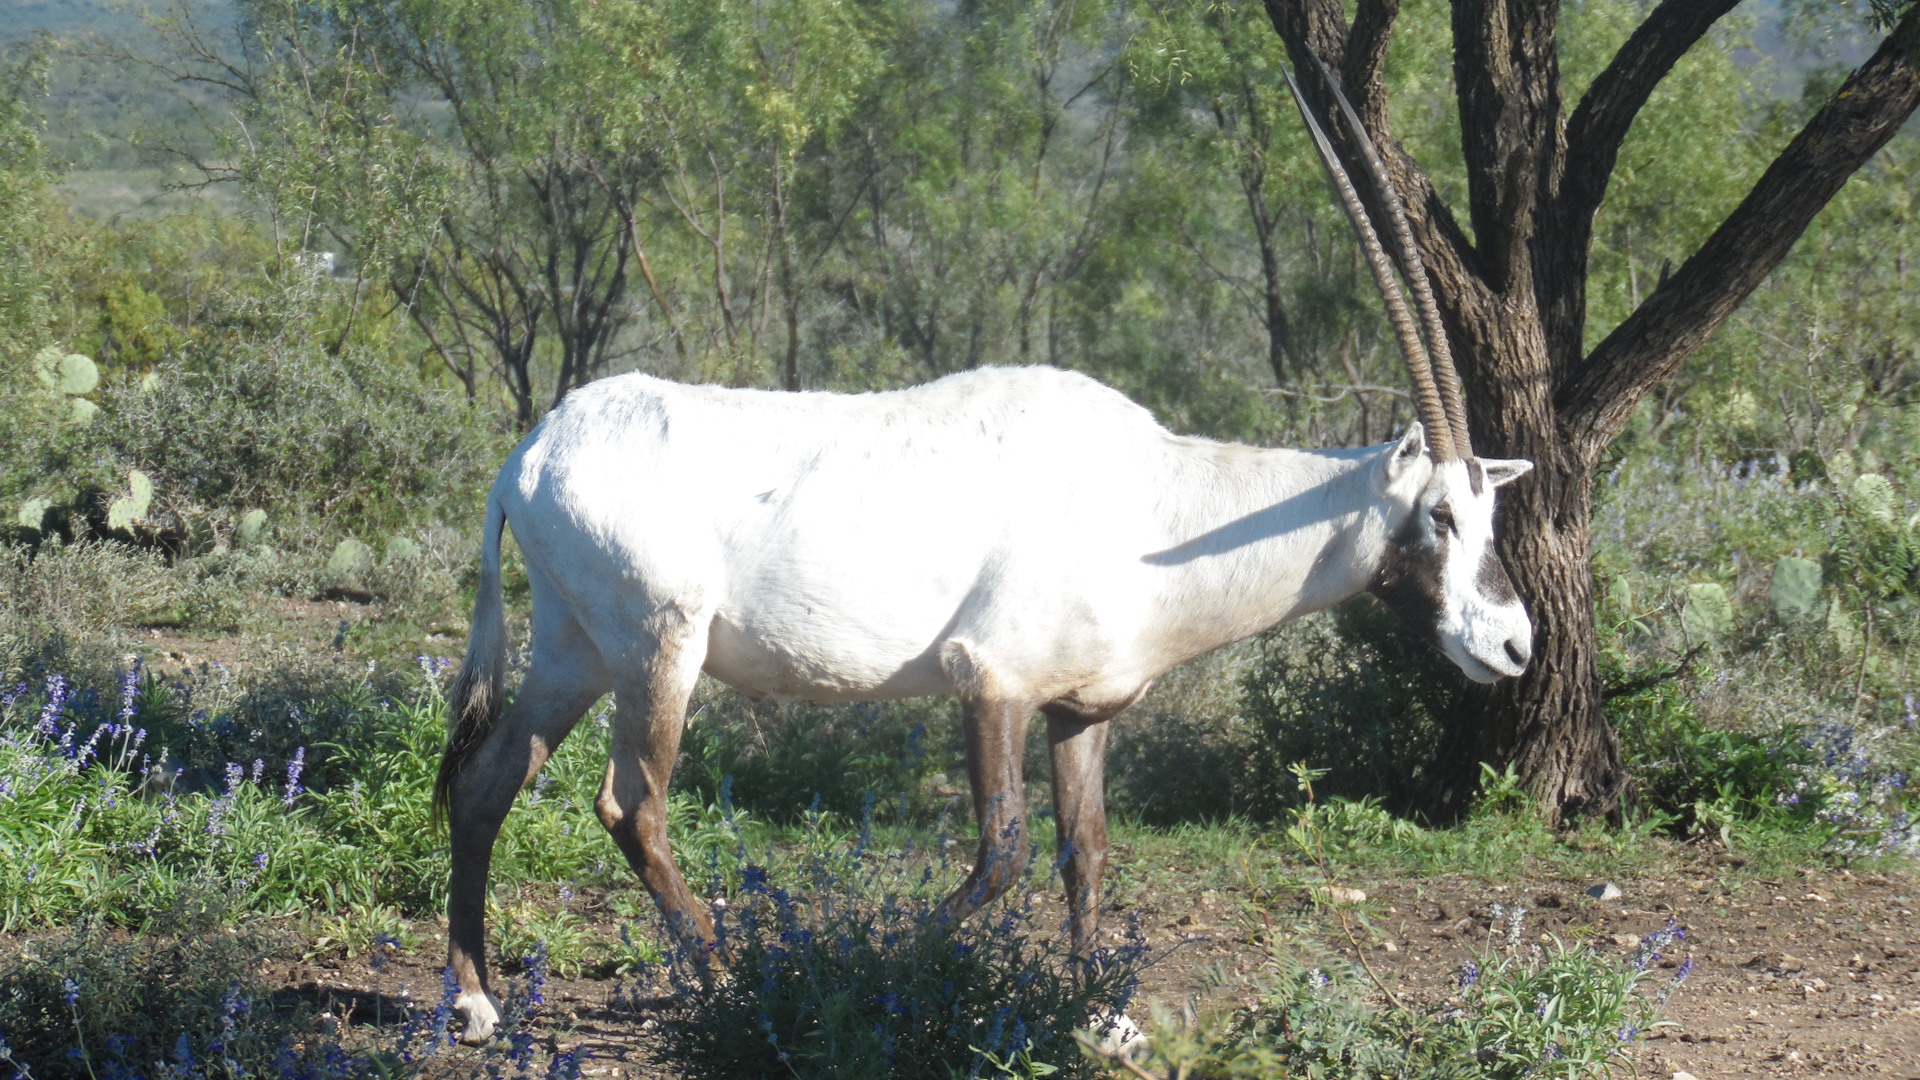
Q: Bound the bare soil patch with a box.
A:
[247,859,1920,1077]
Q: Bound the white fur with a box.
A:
[496,366,1527,707]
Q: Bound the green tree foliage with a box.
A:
[0,46,52,366]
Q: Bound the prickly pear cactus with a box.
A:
[236,508,269,546]
[16,498,50,532]
[106,470,154,533]
[33,347,99,395]
[29,348,101,426]
[1681,582,1734,641]
[383,536,421,563]
[1768,557,1823,623]
[329,539,374,576]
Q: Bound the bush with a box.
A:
[0,650,753,932]
[675,691,960,824]
[657,814,1148,1080]
[0,897,310,1079]
[0,891,587,1080]
[1106,642,1265,825]
[1610,672,1808,831]
[101,336,488,537]
[1240,598,1457,816]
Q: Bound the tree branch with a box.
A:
[1343,0,1398,128]
[1534,0,1739,375]
[1452,0,1563,290]
[1560,0,1741,230]
[1560,6,1920,457]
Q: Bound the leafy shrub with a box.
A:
[0,897,309,1079]
[1609,672,1807,830]
[657,814,1148,1080]
[100,337,489,536]
[1787,713,1920,860]
[1106,641,1265,825]
[0,654,747,930]
[1240,598,1457,815]
[676,691,959,824]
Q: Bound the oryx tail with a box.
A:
[436,489,507,825]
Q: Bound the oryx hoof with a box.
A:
[454,990,503,1046]
[1090,1010,1148,1060]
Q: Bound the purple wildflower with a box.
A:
[283,746,306,806]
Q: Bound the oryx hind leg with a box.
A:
[934,691,1036,926]
[593,604,714,958]
[449,607,609,1044]
[1043,707,1112,960]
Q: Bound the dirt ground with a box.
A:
[278,856,1920,1078]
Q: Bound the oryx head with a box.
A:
[1284,51,1534,682]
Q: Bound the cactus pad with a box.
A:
[236,509,269,546]
[383,536,421,562]
[1768,557,1823,622]
[16,498,50,531]
[106,470,155,532]
[1681,582,1734,641]
[33,348,99,395]
[329,539,374,576]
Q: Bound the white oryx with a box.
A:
[437,53,1534,1044]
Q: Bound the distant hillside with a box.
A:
[2,0,228,42]
[0,0,151,40]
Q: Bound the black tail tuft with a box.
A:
[434,656,501,829]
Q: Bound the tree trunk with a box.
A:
[1426,452,1622,823]
[1264,0,1920,823]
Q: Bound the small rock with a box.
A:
[1673,1071,1700,1080]
[1612,933,1642,948]
[1804,892,1829,903]
[1779,953,1807,973]
[1809,977,1829,992]
[1323,886,1367,905]
[1587,882,1624,901]
[1382,941,1398,953]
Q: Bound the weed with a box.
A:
[656,808,1149,1080]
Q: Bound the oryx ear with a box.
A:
[1384,422,1426,484]
[1480,458,1533,488]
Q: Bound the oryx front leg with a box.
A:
[935,693,1035,925]
[447,647,607,1044]
[1045,710,1111,960]
[595,615,713,961]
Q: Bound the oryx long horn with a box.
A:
[1302,50,1472,459]
[1281,59,1457,462]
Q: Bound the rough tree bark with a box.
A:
[1261,0,1920,822]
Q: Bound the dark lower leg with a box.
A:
[936,696,1033,923]
[1048,713,1111,959]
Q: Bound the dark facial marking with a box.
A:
[1368,510,1446,646]
[1475,548,1520,605]
[1467,458,1486,496]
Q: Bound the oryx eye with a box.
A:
[1431,505,1456,534]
